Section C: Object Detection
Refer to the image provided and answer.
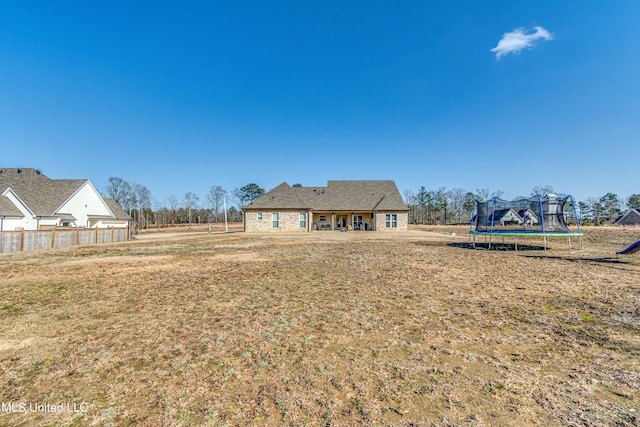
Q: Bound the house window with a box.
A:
[299,212,307,229]
[385,214,397,228]
[319,215,326,221]
[272,213,279,228]
[257,212,263,221]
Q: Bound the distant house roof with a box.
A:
[244,180,409,212]
[0,168,86,217]
[614,209,640,226]
[492,208,523,223]
[517,209,539,223]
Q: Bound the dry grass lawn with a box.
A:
[0,226,638,426]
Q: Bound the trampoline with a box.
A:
[469,194,583,251]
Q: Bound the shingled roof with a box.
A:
[0,168,130,222]
[0,194,22,217]
[244,180,408,212]
[614,209,640,226]
[0,168,87,217]
[104,198,132,220]
[242,182,311,210]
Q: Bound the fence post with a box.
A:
[95,228,98,245]
[19,229,24,251]
[52,229,56,249]
[111,227,115,243]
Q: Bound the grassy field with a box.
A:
[0,226,638,426]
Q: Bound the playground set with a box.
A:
[617,240,640,257]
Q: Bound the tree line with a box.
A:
[403,185,640,226]
[578,193,640,225]
[102,177,639,229]
[101,177,266,230]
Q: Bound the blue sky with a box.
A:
[2,1,639,207]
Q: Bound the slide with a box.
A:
[616,240,640,256]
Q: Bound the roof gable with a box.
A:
[56,180,113,218]
[614,208,640,225]
[0,168,86,216]
[0,190,24,217]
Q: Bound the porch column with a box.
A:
[331,213,335,231]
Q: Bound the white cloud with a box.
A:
[491,26,553,59]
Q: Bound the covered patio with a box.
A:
[312,212,375,231]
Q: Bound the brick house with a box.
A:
[243,180,409,232]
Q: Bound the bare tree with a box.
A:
[584,197,603,225]
[415,186,431,225]
[206,185,227,223]
[490,190,504,200]
[153,199,172,227]
[475,188,490,203]
[166,195,179,225]
[184,192,200,229]
[103,177,131,207]
[447,187,467,223]
[131,182,151,230]
[403,189,416,224]
[531,185,554,196]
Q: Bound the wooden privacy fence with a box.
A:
[0,228,129,253]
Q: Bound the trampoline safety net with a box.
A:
[471,194,581,234]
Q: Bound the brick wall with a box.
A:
[375,212,409,231]
[245,210,309,232]
[245,210,409,231]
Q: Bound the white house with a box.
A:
[518,209,540,225]
[492,208,524,226]
[0,168,130,231]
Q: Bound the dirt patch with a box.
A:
[0,337,36,352]
[208,252,270,262]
